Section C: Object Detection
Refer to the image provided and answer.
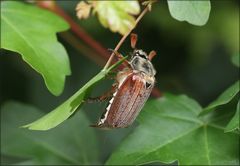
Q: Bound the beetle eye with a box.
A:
[135,51,147,59]
[139,54,147,59]
[145,82,152,89]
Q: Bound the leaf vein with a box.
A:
[134,125,202,164]
[203,126,211,165]
[160,114,203,125]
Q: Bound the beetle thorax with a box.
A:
[130,49,156,77]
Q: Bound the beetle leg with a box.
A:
[85,96,109,103]
[85,83,118,103]
[108,49,130,67]
[108,48,124,59]
[106,71,117,80]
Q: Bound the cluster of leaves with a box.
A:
[2,80,239,165]
[76,0,211,35]
[107,93,239,165]
[1,1,239,165]
[1,0,212,130]
[76,1,140,35]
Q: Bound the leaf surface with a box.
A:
[94,1,140,35]
[225,101,240,133]
[167,1,211,26]
[231,53,239,67]
[1,1,70,95]
[106,94,239,165]
[1,101,99,165]
[200,81,239,115]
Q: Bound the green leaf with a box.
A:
[1,101,99,165]
[23,71,104,130]
[200,81,240,115]
[94,1,140,35]
[231,53,239,67]
[167,0,211,26]
[23,57,127,130]
[225,101,240,133]
[106,94,239,165]
[1,1,70,96]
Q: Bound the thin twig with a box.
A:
[103,3,151,70]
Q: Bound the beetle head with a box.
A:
[129,33,156,77]
[130,49,156,77]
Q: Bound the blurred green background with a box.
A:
[0,0,239,165]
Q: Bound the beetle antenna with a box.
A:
[148,50,156,61]
[130,33,138,49]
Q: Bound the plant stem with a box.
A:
[103,2,151,70]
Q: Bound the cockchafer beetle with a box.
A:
[91,33,157,129]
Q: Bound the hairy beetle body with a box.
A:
[92,34,156,129]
